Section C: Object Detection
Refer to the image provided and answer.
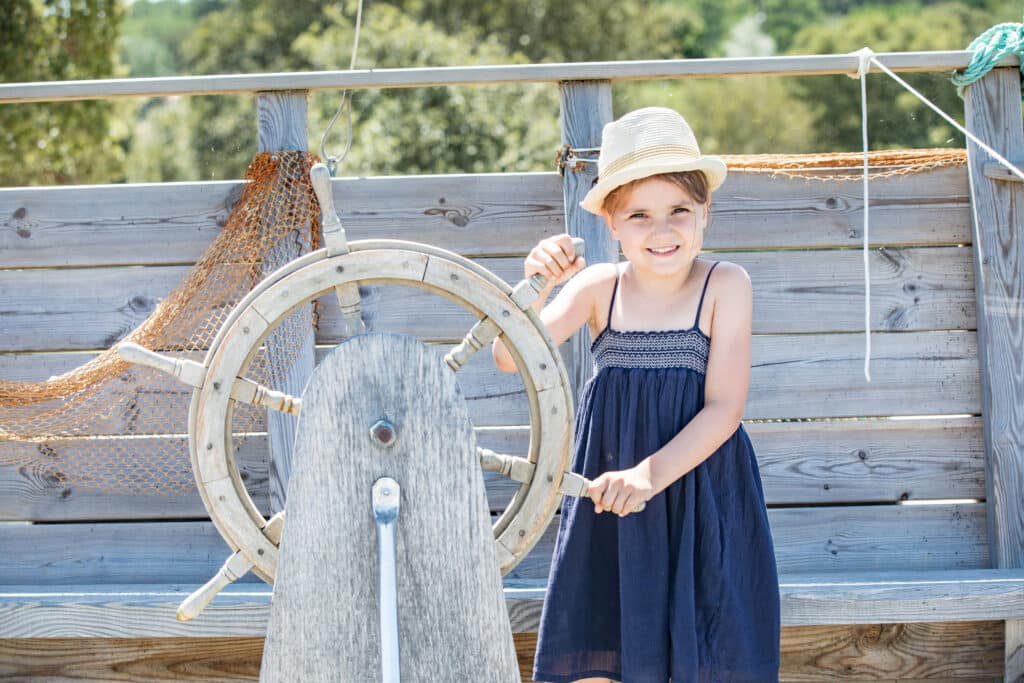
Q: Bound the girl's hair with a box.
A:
[601,170,710,214]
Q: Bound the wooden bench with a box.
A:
[2,60,1024,681]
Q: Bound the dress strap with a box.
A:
[693,260,720,329]
[604,263,622,333]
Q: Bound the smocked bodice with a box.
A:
[590,326,710,373]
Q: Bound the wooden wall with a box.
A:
[1,159,1002,679]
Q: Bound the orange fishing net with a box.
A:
[723,148,967,180]
[0,151,321,494]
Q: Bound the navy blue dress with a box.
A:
[533,260,781,683]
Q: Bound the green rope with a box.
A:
[951,21,1024,98]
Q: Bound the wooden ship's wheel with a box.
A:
[118,163,597,620]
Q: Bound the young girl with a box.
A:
[492,107,780,682]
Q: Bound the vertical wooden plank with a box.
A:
[256,90,314,514]
[260,334,518,682]
[558,81,614,402]
[964,67,1024,681]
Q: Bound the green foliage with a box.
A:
[787,2,1005,151]
[0,0,124,185]
[94,0,1024,181]
[298,4,560,174]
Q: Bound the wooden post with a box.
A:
[259,333,518,681]
[558,81,614,402]
[256,90,314,514]
[963,67,1024,681]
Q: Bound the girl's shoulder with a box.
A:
[704,259,751,289]
[704,259,753,290]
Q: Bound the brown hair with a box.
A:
[602,170,710,215]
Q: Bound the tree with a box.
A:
[786,2,1005,151]
[0,0,124,186]
[296,4,560,175]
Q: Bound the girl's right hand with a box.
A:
[525,234,586,287]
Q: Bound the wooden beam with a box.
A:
[558,80,613,403]
[965,68,1024,570]
[255,91,313,514]
[964,67,1024,682]
[0,165,971,270]
[0,51,1018,104]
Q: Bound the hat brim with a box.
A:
[579,156,727,215]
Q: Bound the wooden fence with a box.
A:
[1,51,1023,682]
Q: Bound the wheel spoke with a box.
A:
[445,317,501,371]
[334,283,367,337]
[118,343,301,416]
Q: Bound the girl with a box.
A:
[492,107,781,682]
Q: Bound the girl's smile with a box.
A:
[604,176,708,281]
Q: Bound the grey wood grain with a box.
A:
[0,167,969,269]
[0,248,977,351]
[8,568,1024,639]
[965,68,1024,571]
[0,504,988,587]
[964,66,1024,683]
[0,51,1015,104]
[256,92,314,515]
[0,416,984,522]
[0,328,980,437]
[558,80,614,405]
[259,333,517,682]
[0,175,562,267]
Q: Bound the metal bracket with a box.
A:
[555,144,600,176]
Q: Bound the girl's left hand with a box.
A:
[589,466,654,517]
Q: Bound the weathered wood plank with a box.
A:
[779,621,1003,681]
[4,570,1023,637]
[965,65,1024,683]
[0,505,988,587]
[256,93,313,515]
[0,329,980,440]
[0,248,977,352]
[0,417,985,522]
[558,80,614,405]
[0,343,539,436]
[514,622,1004,682]
[0,50,1016,104]
[746,330,979,419]
[0,169,968,268]
[0,626,1003,683]
[0,435,269,522]
[0,429,529,522]
[0,175,563,267]
[260,334,517,681]
[0,637,264,682]
[965,69,1024,570]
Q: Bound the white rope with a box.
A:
[848,47,874,382]
[868,53,1024,182]
[319,0,366,175]
[846,46,1024,383]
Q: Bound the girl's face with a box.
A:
[603,176,709,275]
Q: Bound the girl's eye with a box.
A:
[673,207,690,214]
[628,212,647,220]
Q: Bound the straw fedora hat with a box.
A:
[580,107,727,215]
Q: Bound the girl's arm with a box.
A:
[592,262,754,515]
[492,235,597,373]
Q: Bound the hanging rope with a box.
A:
[844,48,874,383]
[951,22,1024,98]
[319,0,366,175]
[847,37,1024,384]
